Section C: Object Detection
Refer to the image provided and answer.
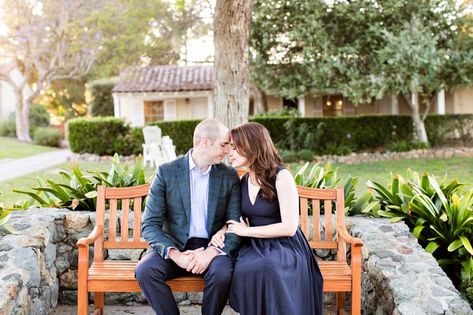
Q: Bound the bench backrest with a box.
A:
[297,186,347,262]
[93,182,347,262]
[93,184,151,261]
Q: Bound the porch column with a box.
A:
[391,94,399,115]
[207,93,214,118]
[298,95,305,116]
[437,89,445,115]
[113,94,121,118]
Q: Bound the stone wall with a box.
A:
[346,217,472,314]
[0,208,471,314]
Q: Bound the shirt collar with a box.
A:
[188,149,212,175]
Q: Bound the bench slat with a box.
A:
[88,260,350,292]
[121,199,130,241]
[133,197,142,242]
[103,241,148,249]
[109,199,117,242]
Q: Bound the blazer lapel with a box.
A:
[178,154,191,224]
[206,166,222,233]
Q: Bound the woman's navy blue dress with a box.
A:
[229,171,323,315]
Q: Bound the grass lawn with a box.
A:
[1,156,473,204]
[0,136,58,159]
[333,157,473,193]
[290,156,473,195]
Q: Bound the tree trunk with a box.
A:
[213,0,254,129]
[402,92,428,144]
[14,88,32,142]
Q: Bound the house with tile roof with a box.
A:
[0,61,33,121]
[112,65,473,126]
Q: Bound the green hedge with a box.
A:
[150,120,201,155]
[67,114,473,157]
[68,117,131,156]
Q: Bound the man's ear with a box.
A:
[201,136,210,147]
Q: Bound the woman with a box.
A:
[210,122,323,315]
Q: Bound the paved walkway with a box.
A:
[0,149,72,182]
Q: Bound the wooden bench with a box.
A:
[77,183,362,314]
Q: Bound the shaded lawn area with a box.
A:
[1,156,473,204]
[0,161,157,203]
[0,136,58,159]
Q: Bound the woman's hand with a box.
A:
[209,228,226,248]
[226,217,250,237]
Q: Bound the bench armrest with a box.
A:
[337,226,363,247]
[77,225,104,248]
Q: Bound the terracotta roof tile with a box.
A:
[113,65,214,93]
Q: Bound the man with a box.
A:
[135,118,242,315]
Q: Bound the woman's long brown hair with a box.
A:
[230,122,284,201]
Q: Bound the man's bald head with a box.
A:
[193,118,228,146]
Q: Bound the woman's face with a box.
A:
[228,140,249,168]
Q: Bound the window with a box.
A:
[144,101,164,123]
[282,97,298,110]
[322,95,343,116]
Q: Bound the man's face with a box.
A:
[205,131,230,164]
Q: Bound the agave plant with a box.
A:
[14,154,150,211]
[0,193,31,234]
[410,181,473,262]
[294,162,378,216]
[367,174,415,224]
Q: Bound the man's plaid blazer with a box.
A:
[142,152,242,258]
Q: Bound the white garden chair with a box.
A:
[142,126,162,167]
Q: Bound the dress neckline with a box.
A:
[246,174,260,206]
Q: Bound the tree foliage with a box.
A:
[86,0,211,78]
[251,0,473,143]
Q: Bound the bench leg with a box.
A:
[351,287,361,315]
[336,292,346,314]
[77,286,88,315]
[94,292,104,315]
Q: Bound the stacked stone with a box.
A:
[0,209,68,314]
[1,209,472,313]
[346,217,472,315]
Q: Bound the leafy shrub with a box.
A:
[425,114,473,146]
[368,171,473,295]
[387,140,430,152]
[251,106,301,118]
[461,257,473,305]
[14,154,149,211]
[153,120,200,155]
[0,115,16,137]
[68,117,130,155]
[0,193,30,234]
[293,162,378,216]
[29,104,50,133]
[322,143,353,156]
[88,78,119,117]
[279,149,315,163]
[32,127,62,147]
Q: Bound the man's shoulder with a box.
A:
[157,156,185,173]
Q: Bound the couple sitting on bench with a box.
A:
[135,118,324,315]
